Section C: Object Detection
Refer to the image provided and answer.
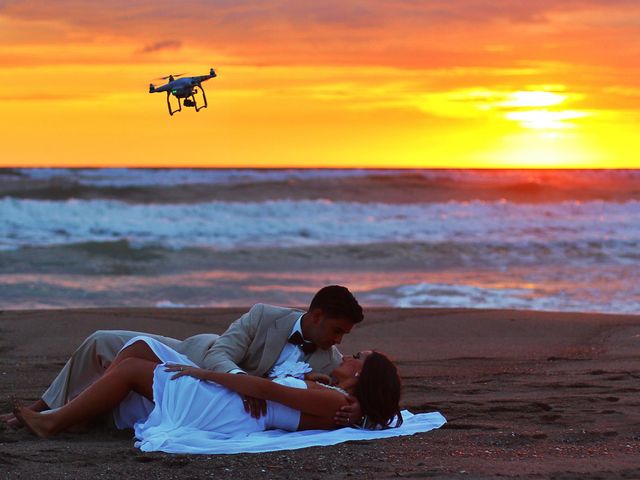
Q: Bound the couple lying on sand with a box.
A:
[3,286,402,451]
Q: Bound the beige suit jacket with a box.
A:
[183,303,343,377]
[42,304,343,410]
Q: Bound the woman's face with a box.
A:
[332,350,372,380]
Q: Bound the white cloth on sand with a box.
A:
[114,336,446,454]
[165,410,447,455]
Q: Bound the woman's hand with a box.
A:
[164,363,208,380]
[334,395,363,427]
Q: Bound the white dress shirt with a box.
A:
[230,313,309,376]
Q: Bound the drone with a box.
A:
[149,68,217,116]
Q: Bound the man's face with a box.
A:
[309,312,354,350]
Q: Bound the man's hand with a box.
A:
[334,395,363,427]
[242,395,267,419]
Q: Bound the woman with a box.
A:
[14,336,402,449]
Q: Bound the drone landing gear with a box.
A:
[165,85,208,116]
[166,92,182,116]
[194,85,208,112]
[183,86,208,112]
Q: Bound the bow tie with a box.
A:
[288,331,317,355]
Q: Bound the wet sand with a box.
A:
[1,307,639,479]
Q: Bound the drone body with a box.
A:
[149,68,217,116]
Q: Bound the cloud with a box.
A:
[2,0,638,31]
[138,39,182,54]
[1,0,640,70]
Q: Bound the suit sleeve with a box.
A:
[200,304,263,372]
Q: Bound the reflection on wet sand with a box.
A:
[0,265,636,313]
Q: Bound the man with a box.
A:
[3,285,363,429]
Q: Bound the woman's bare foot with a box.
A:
[0,412,24,430]
[2,398,50,430]
[13,403,56,438]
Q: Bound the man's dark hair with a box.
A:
[308,285,363,324]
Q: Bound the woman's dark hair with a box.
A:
[309,285,363,324]
[354,351,402,429]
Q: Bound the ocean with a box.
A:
[1,168,639,313]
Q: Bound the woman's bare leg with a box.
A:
[104,340,161,375]
[15,357,157,438]
[5,340,160,430]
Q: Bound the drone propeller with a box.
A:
[152,73,186,81]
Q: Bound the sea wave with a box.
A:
[1,198,639,256]
[3,168,401,187]
[2,168,638,313]
[367,278,640,314]
[5,167,640,187]
[1,236,638,279]
[2,168,639,204]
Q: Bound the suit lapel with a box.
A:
[255,310,300,376]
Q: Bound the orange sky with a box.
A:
[1,0,640,168]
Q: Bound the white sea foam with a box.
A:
[156,300,203,308]
[372,279,640,314]
[1,198,639,264]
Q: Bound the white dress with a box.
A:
[114,336,305,453]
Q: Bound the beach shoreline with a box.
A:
[1,307,639,479]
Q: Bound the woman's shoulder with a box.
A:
[305,381,349,397]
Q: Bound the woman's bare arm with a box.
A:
[298,413,340,430]
[165,365,348,418]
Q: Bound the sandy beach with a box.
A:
[1,307,639,479]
